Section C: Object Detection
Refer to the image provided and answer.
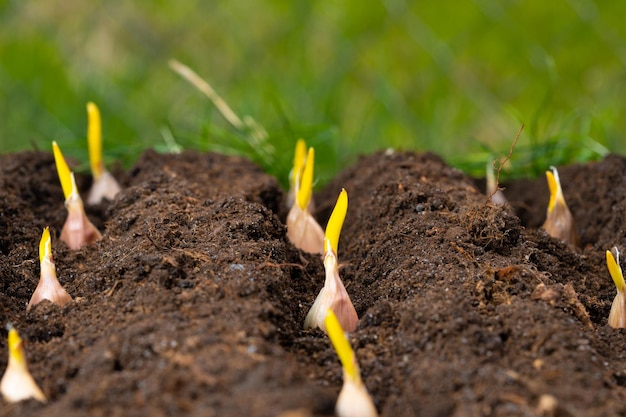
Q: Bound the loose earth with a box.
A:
[1,149,626,417]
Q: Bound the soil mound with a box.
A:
[1,149,625,416]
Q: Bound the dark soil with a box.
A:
[1,148,626,417]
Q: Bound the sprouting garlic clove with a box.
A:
[305,248,358,333]
[305,190,357,332]
[541,166,579,246]
[287,204,324,255]
[286,146,324,254]
[60,193,102,250]
[86,102,121,205]
[28,257,73,311]
[608,291,626,328]
[0,327,47,403]
[28,227,72,310]
[87,170,121,205]
[606,248,626,328]
[53,141,102,249]
[324,310,377,417]
[336,373,378,417]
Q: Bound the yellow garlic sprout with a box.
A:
[286,139,308,210]
[86,102,121,205]
[0,327,47,403]
[325,310,377,417]
[53,141,102,249]
[286,147,324,254]
[305,189,358,333]
[606,247,626,328]
[28,227,72,310]
[542,166,579,246]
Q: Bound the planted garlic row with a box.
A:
[1,102,120,404]
[539,167,624,329]
[1,229,71,401]
[286,140,373,414]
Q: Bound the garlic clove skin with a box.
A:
[324,310,376,417]
[304,250,358,333]
[287,146,322,253]
[0,329,47,403]
[542,200,578,246]
[336,373,377,417]
[607,248,626,328]
[541,167,579,246]
[608,290,626,328]
[61,193,102,250]
[28,256,72,311]
[87,170,121,205]
[286,203,324,255]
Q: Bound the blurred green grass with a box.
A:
[0,0,624,187]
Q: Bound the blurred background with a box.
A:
[0,0,624,186]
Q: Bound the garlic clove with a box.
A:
[305,190,357,331]
[28,227,72,310]
[324,310,377,417]
[606,248,626,328]
[287,204,324,255]
[286,147,324,253]
[541,166,579,246]
[60,193,102,250]
[336,375,378,417]
[53,141,102,249]
[0,327,47,403]
[86,102,121,205]
[87,170,121,205]
[305,249,358,333]
[608,291,626,328]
